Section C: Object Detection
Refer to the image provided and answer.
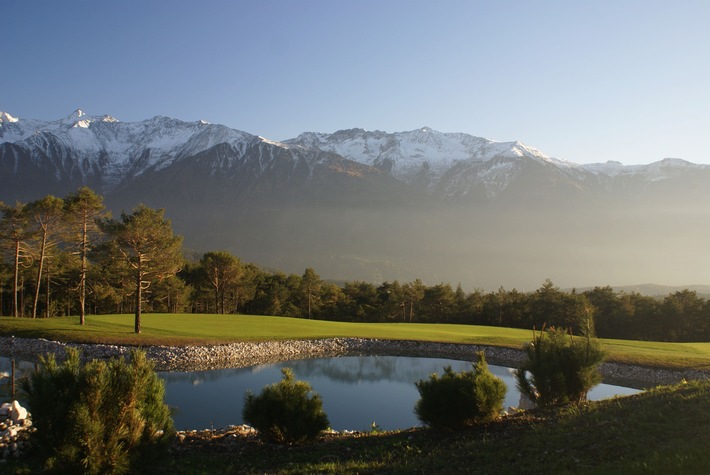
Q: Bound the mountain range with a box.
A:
[2,110,709,291]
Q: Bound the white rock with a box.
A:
[10,401,27,425]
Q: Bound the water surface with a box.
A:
[158,355,641,431]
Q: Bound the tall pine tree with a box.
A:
[64,187,108,325]
[100,205,183,333]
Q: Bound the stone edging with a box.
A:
[1,336,708,388]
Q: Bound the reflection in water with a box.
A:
[157,356,641,431]
[1,356,641,432]
[0,358,35,402]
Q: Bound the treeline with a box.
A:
[1,188,709,342]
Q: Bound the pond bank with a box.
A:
[0,336,707,389]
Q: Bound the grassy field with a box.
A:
[2,313,710,370]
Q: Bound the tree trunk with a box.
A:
[12,240,19,318]
[19,276,24,318]
[135,271,142,334]
[79,212,88,325]
[45,264,50,319]
[32,232,48,319]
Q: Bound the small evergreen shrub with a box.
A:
[22,348,173,474]
[242,367,329,444]
[515,326,605,406]
[414,351,506,429]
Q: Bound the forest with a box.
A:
[1,187,709,342]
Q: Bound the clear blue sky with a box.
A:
[3,0,710,165]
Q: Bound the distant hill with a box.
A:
[572,284,710,298]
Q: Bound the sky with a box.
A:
[3,0,710,166]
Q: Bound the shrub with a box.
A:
[414,351,506,429]
[515,326,605,406]
[22,348,173,474]
[242,367,329,444]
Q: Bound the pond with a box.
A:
[1,355,641,432]
[158,355,641,431]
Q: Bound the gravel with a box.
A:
[1,336,707,389]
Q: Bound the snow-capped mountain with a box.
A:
[285,127,579,191]
[0,109,272,188]
[284,126,710,203]
[3,110,709,202]
[3,110,710,290]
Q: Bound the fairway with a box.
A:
[1,314,710,370]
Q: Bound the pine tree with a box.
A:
[99,205,183,333]
[300,268,322,319]
[200,251,241,314]
[26,195,65,319]
[64,187,108,325]
[0,202,34,317]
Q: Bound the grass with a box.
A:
[2,313,710,370]
[0,314,534,346]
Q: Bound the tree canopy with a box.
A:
[99,205,183,333]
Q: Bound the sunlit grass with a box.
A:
[0,314,533,346]
[601,338,710,370]
[1,314,710,370]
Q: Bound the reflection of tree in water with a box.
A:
[283,356,477,385]
[158,366,255,385]
[0,357,36,374]
[0,357,37,401]
[157,356,485,386]
[5,354,514,389]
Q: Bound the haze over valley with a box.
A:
[2,109,709,291]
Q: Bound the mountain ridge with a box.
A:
[3,110,708,186]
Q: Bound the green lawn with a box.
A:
[2,313,710,370]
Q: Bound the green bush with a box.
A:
[414,351,507,429]
[22,348,173,474]
[515,326,605,406]
[242,367,329,444]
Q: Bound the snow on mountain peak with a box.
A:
[68,109,85,119]
[73,119,92,128]
[0,111,266,186]
[3,111,706,195]
[656,157,692,167]
[0,112,19,123]
[59,109,90,127]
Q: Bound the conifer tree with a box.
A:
[64,187,108,325]
[26,195,65,319]
[0,202,34,317]
[100,205,183,333]
[200,250,241,314]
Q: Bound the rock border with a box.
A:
[1,336,708,388]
